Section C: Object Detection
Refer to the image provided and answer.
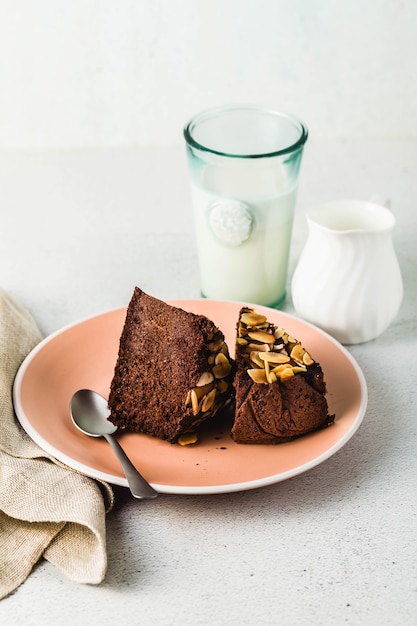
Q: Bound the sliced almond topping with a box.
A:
[252,323,270,330]
[247,368,268,384]
[190,389,200,415]
[215,352,229,365]
[290,344,306,364]
[271,364,293,374]
[178,432,198,446]
[279,367,295,380]
[193,384,213,401]
[208,338,224,352]
[213,364,231,379]
[196,371,214,387]
[250,351,265,368]
[303,351,314,366]
[267,371,277,383]
[240,311,268,326]
[201,388,217,412]
[248,342,270,352]
[274,327,285,339]
[247,330,275,344]
[259,352,291,364]
[240,307,315,386]
[212,353,232,379]
[292,365,307,374]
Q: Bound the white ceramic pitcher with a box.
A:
[291,200,403,344]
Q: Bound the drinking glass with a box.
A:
[184,104,308,308]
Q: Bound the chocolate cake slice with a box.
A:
[108,287,234,444]
[231,307,334,444]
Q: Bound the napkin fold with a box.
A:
[0,289,114,600]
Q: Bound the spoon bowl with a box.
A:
[70,389,158,500]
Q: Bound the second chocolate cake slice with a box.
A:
[108,287,234,444]
[232,307,334,443]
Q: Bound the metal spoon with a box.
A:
[70,389,158,500]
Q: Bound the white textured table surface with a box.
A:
[1,141,416,625]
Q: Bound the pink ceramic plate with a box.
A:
[13,300,367,495]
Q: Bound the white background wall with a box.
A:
[0,0,416,149]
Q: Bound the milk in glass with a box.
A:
[190,156,298,307]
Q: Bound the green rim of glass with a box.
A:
[183,104,308,159]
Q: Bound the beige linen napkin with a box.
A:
[0,289,114,600]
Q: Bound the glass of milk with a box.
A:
[183,104,308,308]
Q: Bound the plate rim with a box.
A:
[13,299,368,495]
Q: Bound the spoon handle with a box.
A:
[104,434,158,499]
